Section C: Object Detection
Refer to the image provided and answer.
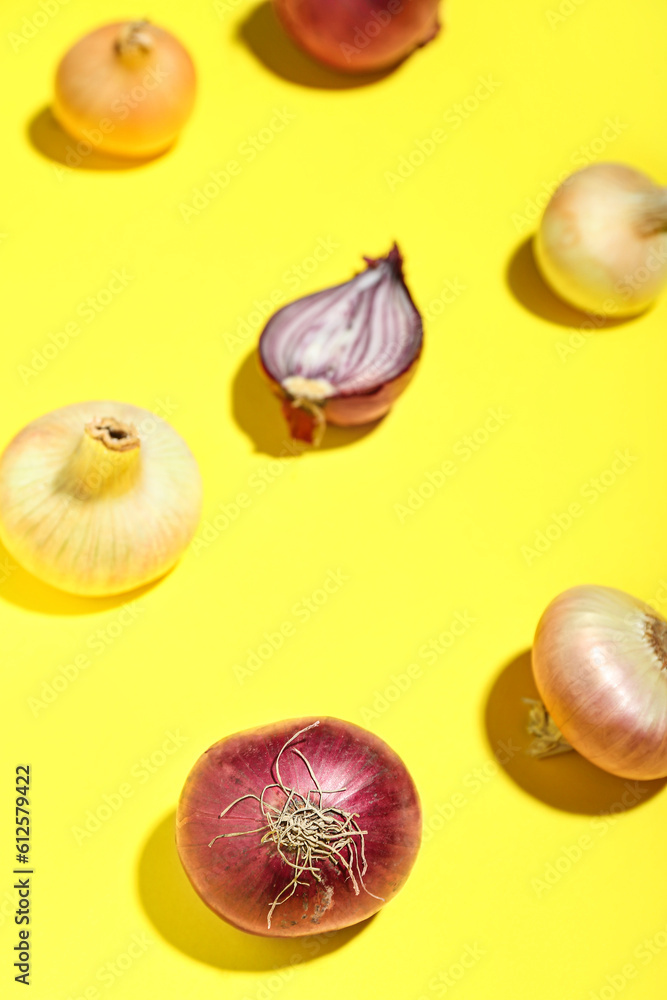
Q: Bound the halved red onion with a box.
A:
[258,245,423,444]
[273,0,441,74]
[176,717,422,937]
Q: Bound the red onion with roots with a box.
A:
[176,718,422,937]
[258,245,423,444]
[273,0,441,74]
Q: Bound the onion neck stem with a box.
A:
[57,418,141,500]
[524,698,573,758]
[115,21,153,66]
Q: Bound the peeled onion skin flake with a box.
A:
[258,245,423,444]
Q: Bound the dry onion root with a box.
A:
[53,21,196,159]
[0,401,202,596]
[528,586,667,780]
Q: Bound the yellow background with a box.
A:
[2,0,667,997]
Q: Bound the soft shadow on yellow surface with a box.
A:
[238,2,391,89]
[484,650,667,815]
[137,811,374,972]
[506,238,644,330]
[231,351,382,456]
[0,539,161,615]
[28,107,166,171]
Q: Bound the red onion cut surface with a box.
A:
[176,717,422,937]
[258,245,423,444]
[273,0,441,74]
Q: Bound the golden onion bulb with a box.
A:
[53,21,196,159]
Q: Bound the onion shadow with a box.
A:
[506,237,644,330]
[0,538,162,616]
[137,810,374,972]
[27,106,167,171]
[484,649,667,815]
[237,2,392,89]
[231,350,382,457]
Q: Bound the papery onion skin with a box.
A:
[258,245,423,444]
[53,21,196,158]
[273,0,441,74]
[535,163,667,317]
[0,401,202,596]
[176,717,422,937]
[532,586,667,780]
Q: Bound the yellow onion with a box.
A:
[0,402,202,596]
[531,585,667,780]
[53,21,196,159]
[535,163,667,317]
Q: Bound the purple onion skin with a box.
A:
[273,0,441,74]
[176,717,422,938]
